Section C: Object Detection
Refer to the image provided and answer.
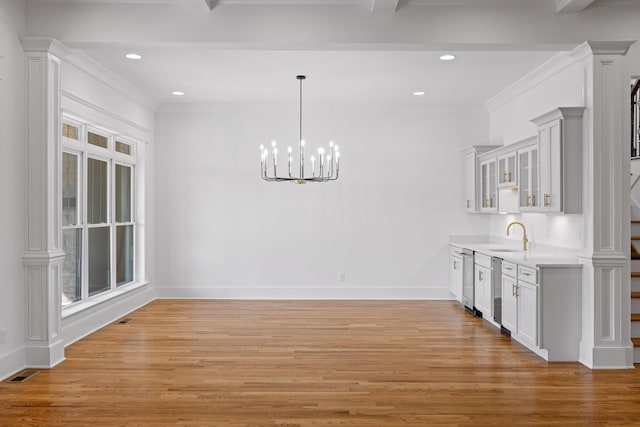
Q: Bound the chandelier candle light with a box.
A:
[260,75,340,184]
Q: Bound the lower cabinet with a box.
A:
[501,263,539,348]
[449,254,463,301]
[516,281,538,348]
[474,254,492,318]
[501,274,517,332]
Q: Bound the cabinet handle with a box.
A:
[490,198,494,208]
[512,283,515,297]
[522,272,531,276]
[479,271,484,281]
[466,199,471,208]
[526,195,531,207]
[453,261,457,270]
[544,193,551,207]
[508,171,512,182]
[515,285,520,298]
[505,266,513,271]
[503,172,508,182]
[532,194,536,206]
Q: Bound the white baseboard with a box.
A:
[156,286,453,300]
[0,347,26,382]
[61,283,156,347]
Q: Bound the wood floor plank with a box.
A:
[1,299,640,426]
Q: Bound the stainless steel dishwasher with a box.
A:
[459,249,475,315]
[492,257,502,325]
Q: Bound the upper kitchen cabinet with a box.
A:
[531,107,585,214]
[462,145,501,213]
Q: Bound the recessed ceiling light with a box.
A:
[440,54,456,61]
[413,91,425,96]
[171,91,185,96]
[125,53,142,60]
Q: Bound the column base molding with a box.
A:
[24,339,65,369]
[579,341,634,369]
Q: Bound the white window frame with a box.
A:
[61,115,139,312]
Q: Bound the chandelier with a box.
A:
[260,75,340,184]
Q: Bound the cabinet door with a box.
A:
[474,264,492,317]
[518,146,540,212]
[464,153,476,212]
[501,275,517,333]
[539,121,562,213]
[480,159,497,212]
[449,255,463,301]
[517,282,538,347]
[498,153,517,187]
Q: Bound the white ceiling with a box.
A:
[53,0,609,107]
[82,48,557,107]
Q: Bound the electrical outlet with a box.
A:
[0,329,6,345]
[339,272,346,282]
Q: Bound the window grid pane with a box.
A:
[88,131,108,149]
[88,158,108,224]
[63,123,79,140]
[116,165,132,223]
[88,227,111,297]
[116,225,134,286]
[115,141,131,155]
[62,152,79,226]
[62,228,82,306]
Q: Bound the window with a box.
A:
[115,140,132,155]
[61,119,137,308]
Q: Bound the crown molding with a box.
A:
[484,50,578,113]
[20,37,73,59]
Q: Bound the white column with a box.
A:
[20,38,71,368]
[573,41,635,369]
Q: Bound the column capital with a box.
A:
[20,37,73,59]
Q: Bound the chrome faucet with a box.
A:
[507,221,529,251]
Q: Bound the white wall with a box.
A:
[155,105,489,299]
[58,51,157,344]
[0,0,26,379]
[486,52,586,250]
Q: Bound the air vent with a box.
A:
[8,370,39,383]
[118,318,132,324]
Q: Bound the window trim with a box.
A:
[61,115,141,313]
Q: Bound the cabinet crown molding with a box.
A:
[530,106,585,127]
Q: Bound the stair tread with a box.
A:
[632,292,640,298]
[632,314,640,321]
[633,337,640,347]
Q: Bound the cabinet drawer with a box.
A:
[475,253,492,268]
[518,265,538,284]
[502,261,517,277]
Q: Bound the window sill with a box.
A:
[62,281,151,319]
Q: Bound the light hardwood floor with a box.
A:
[2,300,640,426]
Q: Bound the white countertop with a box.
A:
[450,241,583,268]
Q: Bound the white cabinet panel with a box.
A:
[501,275,517,333]
[474,264,492,318]
[517,281,538,347]
[449,255,463,301]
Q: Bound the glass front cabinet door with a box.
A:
[518,145,539,212]
[480,158,498,212]
[498,152,517,187]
